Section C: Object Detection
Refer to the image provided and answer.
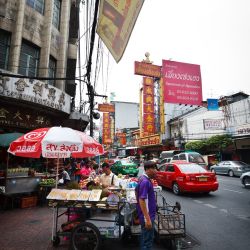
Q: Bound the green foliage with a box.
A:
[185,134,233,153]
[185,140,206,153]
[206,134,233,150]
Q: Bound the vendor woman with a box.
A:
[99,162,119,188]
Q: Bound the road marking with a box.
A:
[193,200,203,204]
[223,188,243,194]
[237,215,250,221]
[219,209,228,213]
[204,203,217,208]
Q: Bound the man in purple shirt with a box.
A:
[136,161,157,250]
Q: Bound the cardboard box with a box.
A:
[21,196,37,208]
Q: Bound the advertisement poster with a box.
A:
[97,0,144,62]
[162,60,203,105]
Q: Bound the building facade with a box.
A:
[168,92,250,163]
[0,0,89,134]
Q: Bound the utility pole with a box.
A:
[85,0,100,137]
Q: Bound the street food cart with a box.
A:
[47,186,186,250]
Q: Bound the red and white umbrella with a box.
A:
[8,126,104,240]
[8,127,104,158]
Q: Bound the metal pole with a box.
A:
[85,0,100,137]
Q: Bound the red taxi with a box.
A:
[156,161,219,195]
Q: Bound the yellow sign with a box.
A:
[139,134,161,146]
[98,103,115,113]
[135,61,161,78]
[97,0,145,62]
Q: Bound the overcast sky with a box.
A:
[92,0,250,104]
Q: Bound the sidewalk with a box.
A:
[0,206,168,250]
[0,206,69,250]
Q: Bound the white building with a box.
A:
[167,92,250,162]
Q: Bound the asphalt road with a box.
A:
[160,175,250,250]
[99,175,250,250]
[1,175,248,250]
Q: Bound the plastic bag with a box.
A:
[58,178,64,184]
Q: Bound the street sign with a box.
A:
[98,103,115,113]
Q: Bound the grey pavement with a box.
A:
[0,206,169,250]
[0,206,67,250]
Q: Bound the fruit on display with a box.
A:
[40,178,56,186]
[7,168,29,175]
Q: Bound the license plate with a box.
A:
[199,177,207,182]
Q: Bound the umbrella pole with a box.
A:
[52,208,55,240]
[5,153,9,189]
[52,158,59,241]
[55,158,59,188]
[6,153,9,170]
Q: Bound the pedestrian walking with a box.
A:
[135,161,157,250]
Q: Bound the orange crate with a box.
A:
[21,196,37,208]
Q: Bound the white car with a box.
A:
[156,158,172,170]
[210,161,250,177]
[171,152,207,169]
[240,171,250,188]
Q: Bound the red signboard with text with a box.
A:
[102,113,111,144]
[143,77,155,135]
[162,60,202,105]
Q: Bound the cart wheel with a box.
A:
[70,222,101,250]
[52,236,60,247]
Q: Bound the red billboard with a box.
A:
[162,60,202,105]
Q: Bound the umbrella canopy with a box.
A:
[8,127,104,158]
[0,133,24,147]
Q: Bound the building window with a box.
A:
[26,0,45,15]
[0,30,11,70]
[48,56,56,86]
[52,0,61,30]
[19,41,40,77]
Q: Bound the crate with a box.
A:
[21,196,37,208]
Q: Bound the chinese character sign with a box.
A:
[102,113,111,144]
[143,77,155,135]
[162,60,203,105]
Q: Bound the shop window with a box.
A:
[0,29,11,70]
[52,0,61,30]
[48,56,56,86]
[26,0,45,15]
[18,41,40,77]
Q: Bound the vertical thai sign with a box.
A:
[97,0,145,63]
[102,113,111,144]
[162,60,202,105]
[159,78,165,134]
[143,77,155,136]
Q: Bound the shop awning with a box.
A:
[0,133,23,147]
